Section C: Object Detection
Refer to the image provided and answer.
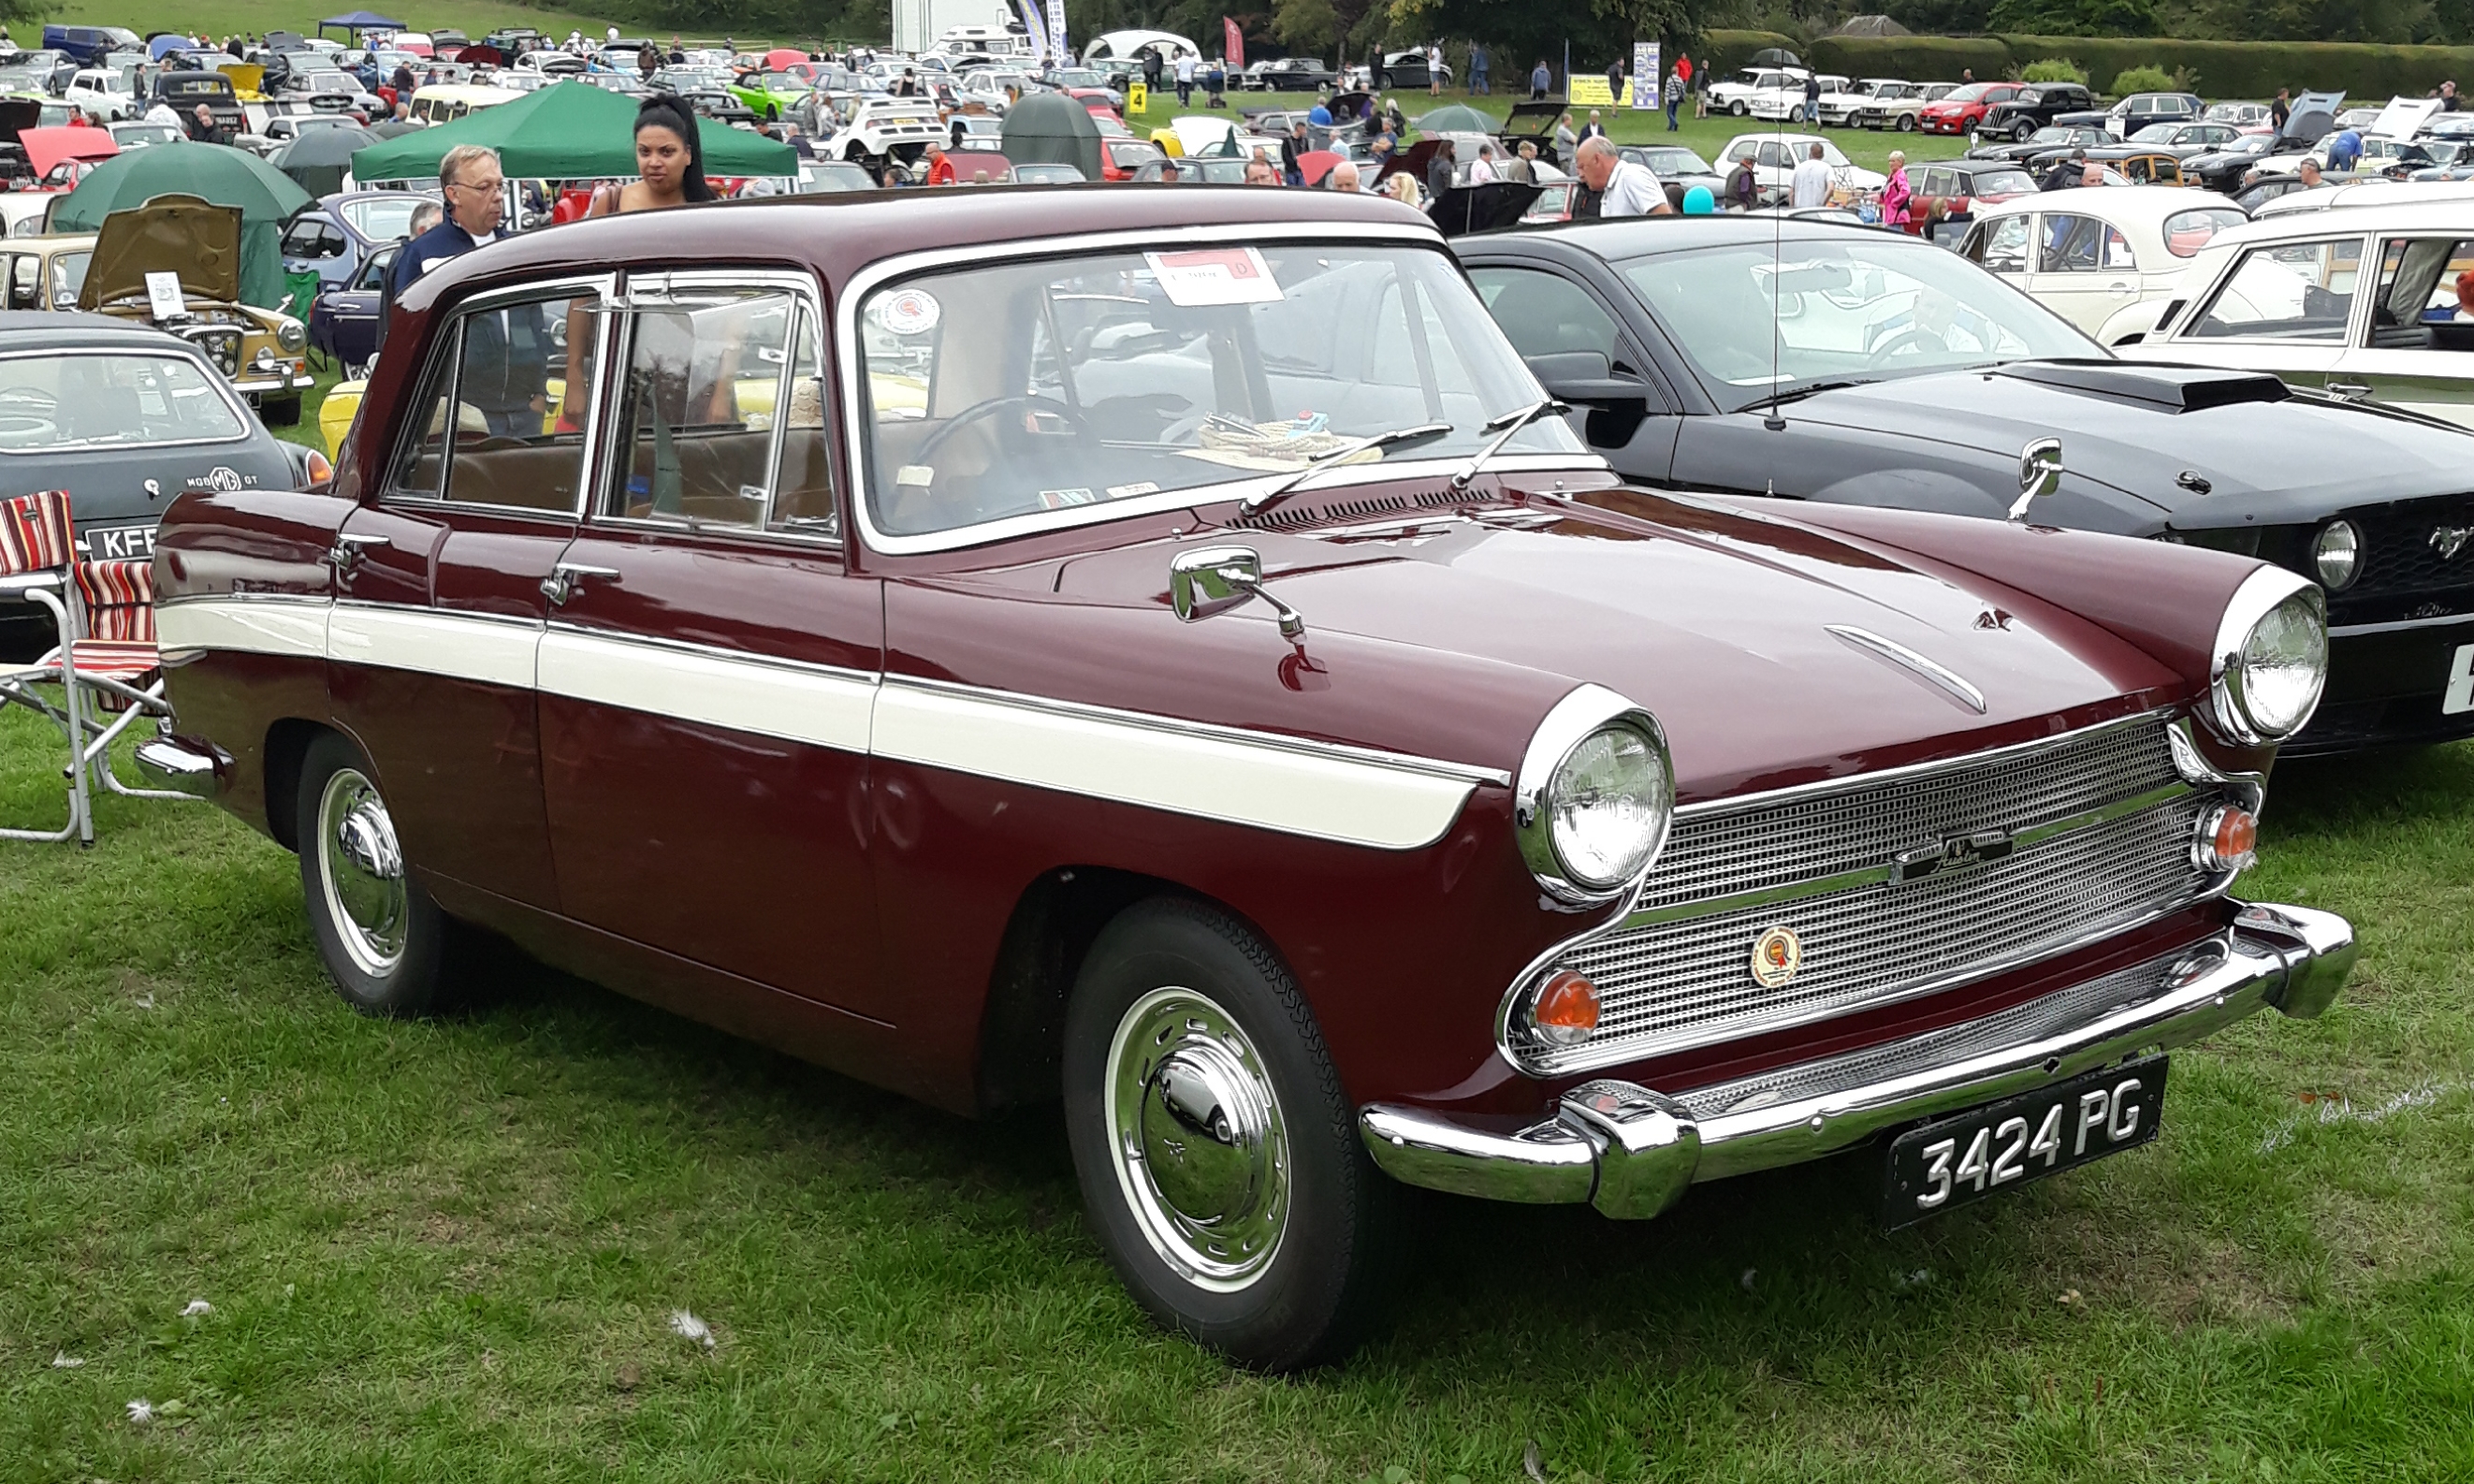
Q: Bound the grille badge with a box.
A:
[1750,925,1802,989]
[1891,828,2017,883]
[2433,527,2474,561]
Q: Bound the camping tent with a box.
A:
[318,10,407,39]
[351,80,795,183]
[53,141,311,308]
[1081,29,1200,65]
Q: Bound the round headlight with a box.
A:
[276,319,307,353]
[2311,520,2360,590]
[2211,570,2328,745]
[1516,686,1675,902]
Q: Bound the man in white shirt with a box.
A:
[1426,42,1443,95]
[1576,136,1671,216]
[1789,141,1832,209]
[1175,53,1196,105]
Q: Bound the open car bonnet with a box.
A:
[22,124,115,179]
[79,194,242,311]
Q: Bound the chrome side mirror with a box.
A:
[1169,545,1304,639]
[2010,436,2063,523]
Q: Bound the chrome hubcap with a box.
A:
[1105,987,1288,1290]
[317,768,407,977]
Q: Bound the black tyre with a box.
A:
[260,394,302,428]
[296,732,456,1017]
[1375,70,1391,90]
[1897,113,1916,132]
[1063,897,1400,1371]
[2015,119,2036,141]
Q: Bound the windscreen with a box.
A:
[1620,238,2095,412]
[856,243,1579,538]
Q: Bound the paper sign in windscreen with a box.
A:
[1144,247,1285,307]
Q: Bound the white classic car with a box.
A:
[1749,72,1845,124]
[1715,131,1886,202]
[1706,66,1806,118]
[1959,186,2251,342]
[1819,77,1905,127]
[2116,199,2474,429]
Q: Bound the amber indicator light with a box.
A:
[1533,970,1600,1046]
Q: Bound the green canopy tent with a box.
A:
[52,141,313,310]
[351,80,797,185]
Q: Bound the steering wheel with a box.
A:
[913,394,1099,468]
[1867,327,1942,365]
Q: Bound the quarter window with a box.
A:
[2188,238,2363,342]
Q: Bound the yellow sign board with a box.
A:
[1567,76,1614,108]
[1128,80,1147,113]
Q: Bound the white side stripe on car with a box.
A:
[156,595,1495,851]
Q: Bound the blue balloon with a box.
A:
[1682,184,1715,214]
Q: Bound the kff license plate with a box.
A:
[1882,1056,2167,1229]
[88,524,158,561]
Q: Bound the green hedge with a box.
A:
[1697,29,1800,77]
[1998,35,2474,97]
[1806,35,2015,83]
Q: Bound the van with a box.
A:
[406,83,523,124]
[40,25,139,65]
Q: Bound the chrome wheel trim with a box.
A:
[316,767,408,979]
[1103,985,1290,1292]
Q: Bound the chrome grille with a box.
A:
[178,326,243,377]
[1516,716,2219,1075]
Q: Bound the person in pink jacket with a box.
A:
[1881,150,1913,232]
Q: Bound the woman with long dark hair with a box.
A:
[588,93,716,215]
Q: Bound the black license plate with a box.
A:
[1881,1056,2167,1229]
[87,524,158,561]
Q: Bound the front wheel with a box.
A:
[259,393,301,427]
[2016,119,2036,141]
[296,732,456,1017]
[1897,113,1915,132]
[1375,70,1391,90]
[1063,898,1400,1371]
[1729,99,1748,116]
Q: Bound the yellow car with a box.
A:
[0,195,314,424]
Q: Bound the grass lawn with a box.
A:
[3,685,2471,1479]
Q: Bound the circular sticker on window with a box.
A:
[874,288,941,336]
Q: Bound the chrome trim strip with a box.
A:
[2329,611,2474,638]
[834,222,1607,558]
[1368,901,2355,1209]
[884,672,1512,788]
[1825,624,1987,714]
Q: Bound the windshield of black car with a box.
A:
[856,244,1580,539]
[1617,239,2095,412]
[0,351,246,451]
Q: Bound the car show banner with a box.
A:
[1567,74,1613,106]
[1014,0,1049,62]
[1224,17,1244,69]
[1632,41,1659,108]
[1047,0,1068,67]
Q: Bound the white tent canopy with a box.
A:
[1082,29,1200,65]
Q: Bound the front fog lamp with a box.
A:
[1530,970,1601,1047]
[2210,570,2328,746]
[2311,520,2361,590]
[1516,685,1675,902]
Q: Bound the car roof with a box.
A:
[1462,214,1904,257]
[0,309,196,349]
[1972,183,2234,224]
[2231,185,2474,229]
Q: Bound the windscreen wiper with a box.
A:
[1240,421,1454,516]
[1449,398,1570,490]
[1754,377,1873,410]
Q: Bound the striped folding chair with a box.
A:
[0,491,193,845]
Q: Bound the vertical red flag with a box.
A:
[1224,17,1244,69]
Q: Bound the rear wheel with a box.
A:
[1897,113,1915,132]
[259,393,301,428]
[1063,898,1400,1371]
[296,733,457,1017]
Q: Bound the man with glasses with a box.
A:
[380,143,550,440]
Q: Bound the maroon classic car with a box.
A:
[138,188,2355,1370]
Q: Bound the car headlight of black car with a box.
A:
[1515,684,1675,904]
[2310,519,2361,590]
[2209,567,2328,746]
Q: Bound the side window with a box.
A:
[602,288,797,528]
[2367,236,2474,347]
[1465,266,1623,363]
[280,217,327,256]
[1975,215,2030,274]
[385,288,596,509]
[2189,239,2363,342]
[5,255,36,310]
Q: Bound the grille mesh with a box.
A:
[179,326,243,377]
[1521,717,2215,1074]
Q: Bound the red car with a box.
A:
[145,189,2353,1371]
[1918,81,2021,137]
[1065,85,1121,123]
[1099,137,1163,181]
[1899,158,2037,232]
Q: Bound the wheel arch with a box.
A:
[261,715,332,851]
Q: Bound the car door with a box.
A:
[2338,232,2474,429]
[327,272,611,917]
[2149,232,2365,386]
[1913,165,1956,224]
[1465,258,1679,482]
[2027,210,2139,332]
[531,270,887,1016]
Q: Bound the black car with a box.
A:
[1244,57,1336,92]
[2182,132,2279,192]
[308,242,393,371]
[1452,217,2474,753]
[1977,82,2095,143]
[147,68,244,135]
[1969,123,2107,164]
[1369,49,1449,90]
[2107,91,2204,138]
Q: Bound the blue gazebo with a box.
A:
[316,10,408,39]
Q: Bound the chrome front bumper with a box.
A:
[1361,901,2354,1219]
[134,734,226,799]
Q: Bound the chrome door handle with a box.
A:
[2325,380,2373,400]
[327,531,387,573]
[541,561,619,606]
